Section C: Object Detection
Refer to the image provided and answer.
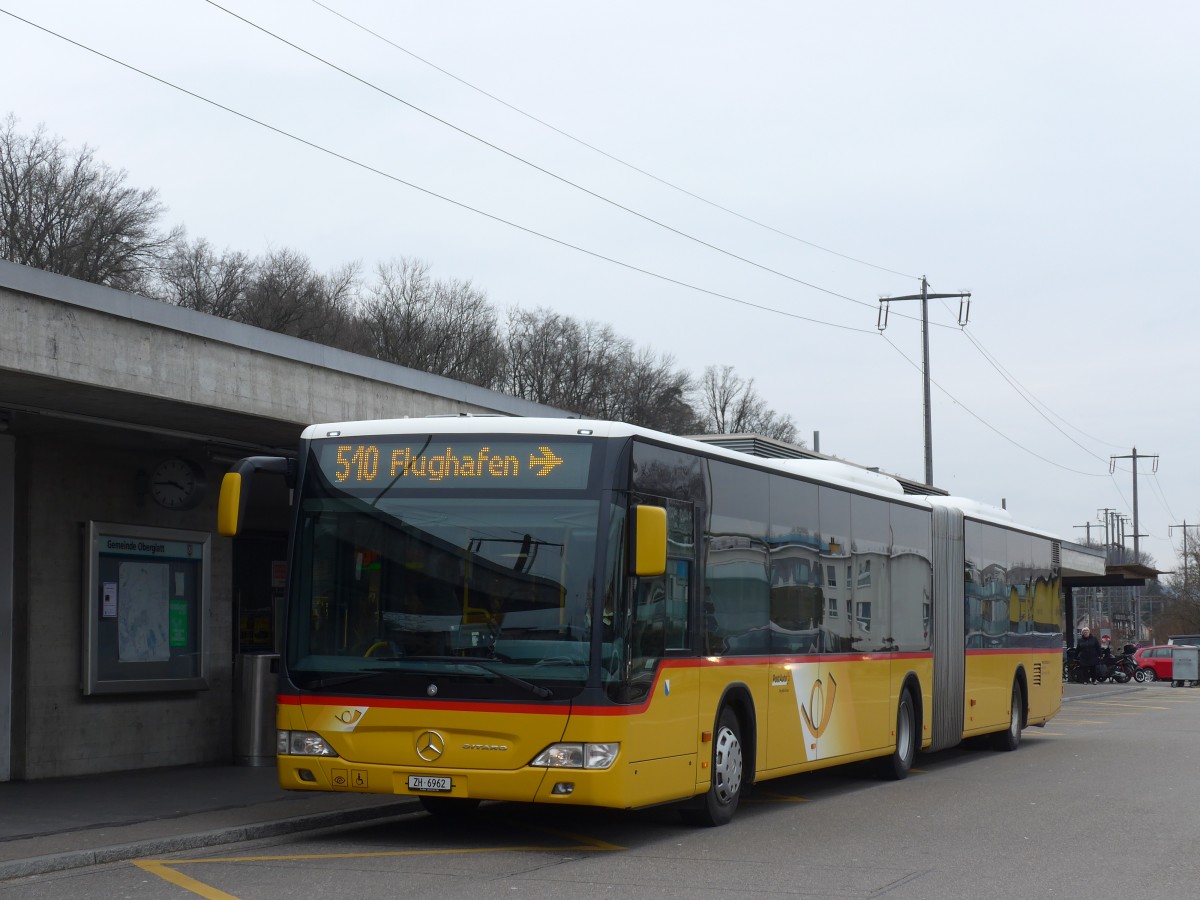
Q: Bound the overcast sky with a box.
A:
[4,1,1197,571]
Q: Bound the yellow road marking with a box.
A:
[133,861,239,900]
[513,823,625,852]
[747,790,812,804]
[135,832,622,897]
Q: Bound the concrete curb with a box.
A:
[0,800,418,882]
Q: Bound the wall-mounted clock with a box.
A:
[151,457,207,510]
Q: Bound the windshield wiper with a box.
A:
[406,656,553,699]
[302,671,401,691]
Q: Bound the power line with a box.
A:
[0,5,878,336]
[1150,470,1178,523]
[878,333,1108,478]
[958,327,1116,464]
[204,0,898,318]
[956,323,1128,454]
[306,0,920,282]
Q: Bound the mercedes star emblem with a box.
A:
[416,730,445,761]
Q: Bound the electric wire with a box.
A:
[204,0,916,321]
[307,0,920,282]
[1150,471,1178,524]
[954,318,1129,453]
[878,333,1108,477]
[10,7,1184,559]
[957,326,1112,464]
[0,5,878,336]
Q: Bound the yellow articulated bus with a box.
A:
[218,417,1062,826]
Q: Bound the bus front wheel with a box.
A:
[680,706,744,827]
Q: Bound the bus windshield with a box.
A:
[286,438,622,699]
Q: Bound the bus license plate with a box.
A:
[408,775,452,792]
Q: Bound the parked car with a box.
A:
[1133,644,1189,682]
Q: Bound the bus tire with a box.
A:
[680,706,744,827]
[990,679,1023,752]
[418,796,481,818]
[880,687,916,780]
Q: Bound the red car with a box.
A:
[1133,645,1188,682]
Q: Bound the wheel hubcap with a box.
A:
[712,725,743,804]
[898,703,913,761]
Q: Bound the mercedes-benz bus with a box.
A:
[218,417,1062,825]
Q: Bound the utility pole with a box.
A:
[1097,508,1117,558]
[878,277,971,486]
[1170,521,1200,596]
[1073,522,1096,544]
[1110,448,1158,562]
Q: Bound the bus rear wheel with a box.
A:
[990,680,1023,752]
[879,687,916,780]
[680,706,744,827]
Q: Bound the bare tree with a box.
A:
[696,364,799,443]
[237,248,360,348]
[502,308,630,413]
[360,258,504,387]
[155,236,252,319]
[502,307,584,409]
[0,115,178,291]
[605,347,700,433]
[502,307,701,431]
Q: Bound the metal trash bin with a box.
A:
[1171,645,1199,687]
[234,653,279,765]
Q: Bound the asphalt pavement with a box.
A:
[0,761,419,881]
[0,679,1142,882]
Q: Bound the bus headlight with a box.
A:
[277,730,339,757]
[530,742,619,769]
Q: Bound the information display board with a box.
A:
[82,522,210,694]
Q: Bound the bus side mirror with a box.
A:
[631,505,667,577]
[217,456,291,537]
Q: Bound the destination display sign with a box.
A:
[315,439,593,490]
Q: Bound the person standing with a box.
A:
[1076,626,1102,683]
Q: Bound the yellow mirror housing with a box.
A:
[633,505,667,577]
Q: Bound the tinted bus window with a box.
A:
[705,460,770,655]
[768,476,822,653]
[819,487,852,652]
[891,504,932,653]
[850,494,891,652]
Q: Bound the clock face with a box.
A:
[151,458,207,510]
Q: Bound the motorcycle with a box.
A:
[1063,645,1137,684]
[1095,648,1137,684]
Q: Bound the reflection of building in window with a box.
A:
[825,565,837,587]
[856,601,872,634]
[857,560,872,588]
[828,597,839,618]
